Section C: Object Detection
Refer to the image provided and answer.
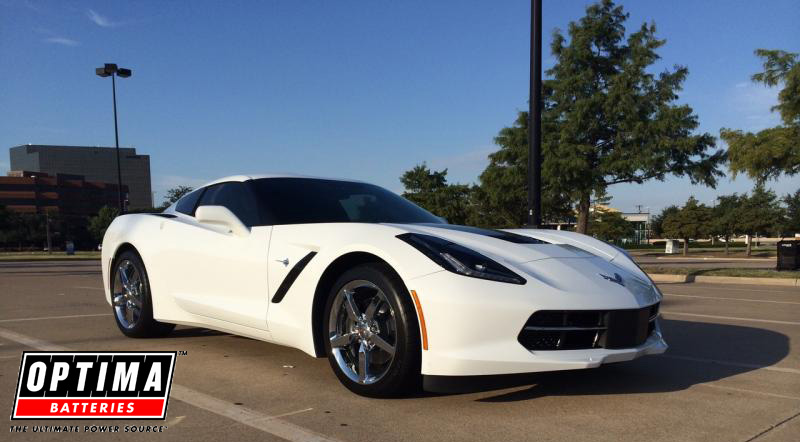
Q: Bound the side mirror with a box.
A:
[195,206,249,236]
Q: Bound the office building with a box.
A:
[9,144,152,209]
[0,171,127,216]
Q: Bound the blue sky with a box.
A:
[0,0,797,213]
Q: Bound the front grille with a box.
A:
[518,303,659,351]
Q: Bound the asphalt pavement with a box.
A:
[1,260,798,442]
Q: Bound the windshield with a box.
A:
[248,178,444,225]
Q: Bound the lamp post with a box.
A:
[528,0,542,228]
[95,63,132,214]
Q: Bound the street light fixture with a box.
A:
[95,63,132,213]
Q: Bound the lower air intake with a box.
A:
[518,303,659,351]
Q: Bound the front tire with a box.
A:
[111,250,175,338]
[323,263,421,397]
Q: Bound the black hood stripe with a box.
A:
[413,224,548,244]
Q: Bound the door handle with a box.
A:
[276,258,289,267]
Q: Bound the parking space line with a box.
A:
[699,383,800,401]
[663,285,798,294]
[662,311,800,326]
[0,326,340,442]
[744,410,800,442]
[171,386,332,442]
[659,354,800,375]
[0,313,108,323]
[664,293,800,305]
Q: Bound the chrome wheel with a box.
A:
[328,280,397,385]
[113,259,144,329]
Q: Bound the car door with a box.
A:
[164,182,271,330]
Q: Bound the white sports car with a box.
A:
[101,174,666,396]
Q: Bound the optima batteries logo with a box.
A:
[11,352,176,419]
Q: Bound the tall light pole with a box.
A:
[528,0,543,228]
[95,63,132,214]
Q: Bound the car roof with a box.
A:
[201,174,366,188]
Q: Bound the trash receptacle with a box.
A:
[776,240,799,270]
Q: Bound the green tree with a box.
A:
[711,194,743,255]
[783,190,800,235]
[662,197,713,256]
[735,186,784,256]
[0,205,13,246]
[650,205,679,238]
[400,164,475,225]
[482,0,723,233]
[591,209,634,243]
[88,206,120,244]
[162,186,194,208]
[722,49,800,182]
[476,112,573,227]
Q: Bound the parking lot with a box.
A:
[1,260,798,442]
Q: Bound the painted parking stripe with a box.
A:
[664,293,800,305]
[0,313,108,323]
[699,383,800,401]
[659,354,800,375]
[0,327,340,442]
[170,386,331,442]
[663,285,799,295]
[661,311,800,326]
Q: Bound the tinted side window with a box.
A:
[197,182,260,227]
[175,189,204,216]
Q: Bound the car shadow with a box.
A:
[167,327,230,338]
[425,319,790,401]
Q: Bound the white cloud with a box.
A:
[152,175,210,205]
[154,175,210,191]
[87,9,116,27]
[729,81,781,131]
[43,36,78,46]
[426,147,493,184]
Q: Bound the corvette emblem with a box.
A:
[599,272,625,286]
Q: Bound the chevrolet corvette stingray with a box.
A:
[101,174,666,396]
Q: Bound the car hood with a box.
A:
[385,223,654,298]
[387,223,600,264]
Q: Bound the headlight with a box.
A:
[397,233,526,285]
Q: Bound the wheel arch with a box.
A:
[310,251,417,357]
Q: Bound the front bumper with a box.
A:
[407,270,668,377]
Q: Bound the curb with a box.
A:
[655,256,775,262]
[648,273,799,287]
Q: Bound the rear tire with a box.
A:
[323,263,421,397]
[111,249,175,338]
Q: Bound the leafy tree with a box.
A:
[591,209,634,243]
[400,164,475,225]
[783,190,800,235]
[88,206,120,244]
[662,197,713,256]
[162,186,194,208]
[735,186,785,256]
[0,205,13,246]
[476,112,573,227]
[482,0,723,233]
[650,205,679,238]
[722,49,800,182]
[711,194,743,254]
